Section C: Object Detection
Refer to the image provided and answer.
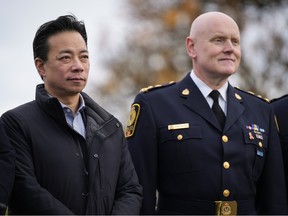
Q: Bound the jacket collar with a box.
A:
[35,84,66,124]
[35,84,112,124]
[35,83,116,142]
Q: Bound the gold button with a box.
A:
[223,189,230,197]
[177,134,183,140]
[259,142,263,148]
[222,135,228,143]
[223,161,230,169]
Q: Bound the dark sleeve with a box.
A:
[127,93,158,214]
[111,133,143,215]
[1,111,74,215]
[255,106,288,214]
[0,118,15,215]
[271,100,288,205]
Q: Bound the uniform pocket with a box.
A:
[160,125,202,143]
[159,124,203,174]
[243,128,267,181]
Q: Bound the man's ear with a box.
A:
[186,37,196,58]
[34,58,46,78]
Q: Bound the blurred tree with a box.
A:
[91,0,288,123]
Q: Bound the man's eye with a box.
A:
[232,40,240,45]
[215,38,224,42]
[61,56,70,60]
[80,55,89,62]
[58,56,72,63]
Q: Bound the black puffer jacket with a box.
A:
[2,84,142,215]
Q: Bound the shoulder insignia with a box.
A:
[125,103,140,138]
[140,81,176,93]
[234,87,270,103]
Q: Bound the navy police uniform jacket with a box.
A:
[126,73,287,215]
[272,95,288,201]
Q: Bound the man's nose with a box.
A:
[223,40,234,52]
[71,58,84,72]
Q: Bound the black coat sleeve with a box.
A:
[0,118,15,214]
[271,97,288,205]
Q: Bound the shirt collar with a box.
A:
[190,70,228,102]
[77,94,86,112]
[51,94,85,113]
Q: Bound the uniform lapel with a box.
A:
[224,85,245,132]
[178,74,221,130]
[178,74,245,132]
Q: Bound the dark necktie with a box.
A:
[209,90,225,129]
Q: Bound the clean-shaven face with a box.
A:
[41,31,90,98]
[189,12,241,82]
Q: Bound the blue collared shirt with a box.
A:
[60,94,86,139]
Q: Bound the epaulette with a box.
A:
[139,81,176,93]
[234,87,270,103]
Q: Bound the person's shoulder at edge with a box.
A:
[270,94,288,104]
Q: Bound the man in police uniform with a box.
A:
[126,11,287,215]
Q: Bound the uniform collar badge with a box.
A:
[235,93,242,100]
[182,88,189,96]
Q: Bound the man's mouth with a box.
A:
[67,77,86,81]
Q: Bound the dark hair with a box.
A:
[33,14,87,61]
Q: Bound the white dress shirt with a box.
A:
[190,70,228,115]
